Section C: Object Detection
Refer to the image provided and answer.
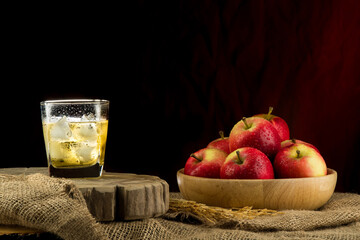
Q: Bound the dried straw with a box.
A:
[168,198,283,226]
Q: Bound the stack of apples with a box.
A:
[184,107,327,179]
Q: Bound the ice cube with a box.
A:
[75,142,99,164]
[81,113,96,121]
[72,122,98,141]
[50,116,72,141]
[49,141,79,163]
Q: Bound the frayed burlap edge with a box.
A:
[0,173,107,240]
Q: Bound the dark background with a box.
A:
[2,0,359,193]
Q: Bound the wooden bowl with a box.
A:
[177,168,337,210]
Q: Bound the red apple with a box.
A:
[281,139,320,153]
[220,147,274,179]
[207,131,230,154]
[253,107,290,142]
[229,117,281,159]
[274,143,327,178]
[184,148,228,178]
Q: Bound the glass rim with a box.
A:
[40,99,109,105]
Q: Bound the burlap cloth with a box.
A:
[1,173,359,240]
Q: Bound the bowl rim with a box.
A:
[178,168,337,183]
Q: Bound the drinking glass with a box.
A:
[40,99,109,178]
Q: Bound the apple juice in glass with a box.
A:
[41,99,109,178]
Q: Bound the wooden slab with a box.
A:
[0,168,169,221]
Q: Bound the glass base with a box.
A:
[49,163,103,178]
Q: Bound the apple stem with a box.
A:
[291,139,296,144]
[296,150,301,158]
[242,117,250,129]
[266,106,274,120]
[219,131,225,139]
[190,153,202,162]
[236,150,244,164]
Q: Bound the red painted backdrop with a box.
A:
[120,0,360,192]
[2,1,359,193]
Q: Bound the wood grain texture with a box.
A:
[0,168,169,221]
[177,168,337,210]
